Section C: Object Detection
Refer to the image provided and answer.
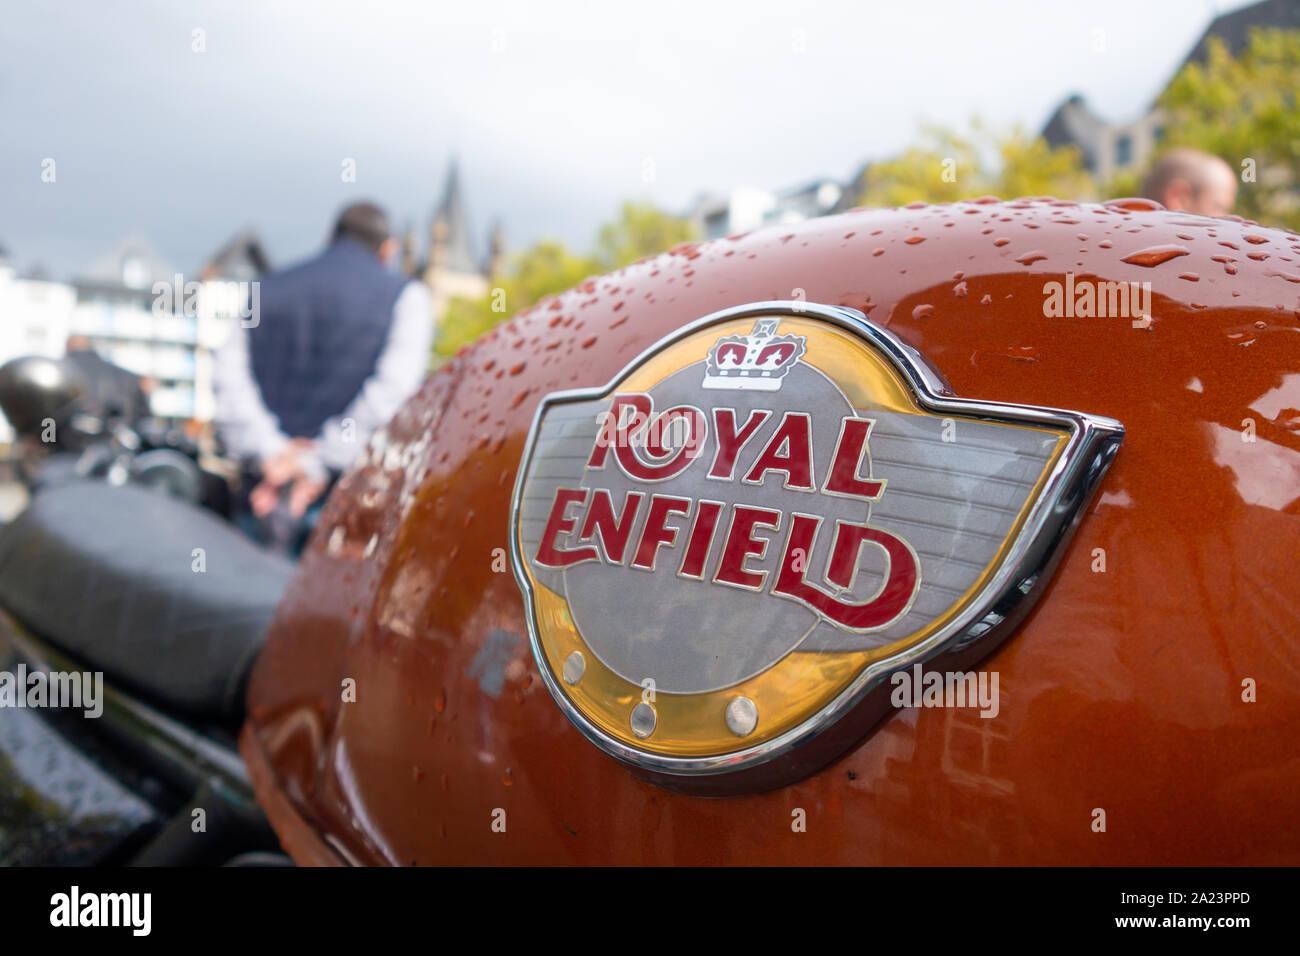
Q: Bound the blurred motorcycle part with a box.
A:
[0,355,86,439]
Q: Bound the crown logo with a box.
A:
[702,318,806,391]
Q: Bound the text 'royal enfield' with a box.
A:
[511,301,1123,794]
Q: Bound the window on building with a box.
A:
[121,257,150,289]
[1115,135,1132,167]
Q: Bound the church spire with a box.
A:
[429,157,478,275]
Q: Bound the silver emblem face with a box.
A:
[510,301,1123,794]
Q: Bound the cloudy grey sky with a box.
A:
[1,0,1253,279]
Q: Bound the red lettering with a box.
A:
[709,409,769,480]
[577,489,643,564]
[631,495,692,570]
[678,500,723,579]
[774,515,917,629]
[743,412,814,490]
[715,505,781,589]
[587,393,707,481]
[586,394,651,469]
[823,418,884,499]
[535,488,598,568]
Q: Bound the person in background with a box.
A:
[214,201,433,551]
[1140,148,1238,218]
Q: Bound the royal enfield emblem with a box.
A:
[510,301,1123,793]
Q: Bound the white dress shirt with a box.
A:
[213,280,434,478]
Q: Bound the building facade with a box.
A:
[1040,0,1300,184]
[0,252,77,444]
[692,178,848,241]
[69,238,205,421]
[1040,95,1165,185]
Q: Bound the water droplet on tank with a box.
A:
[1120,245,1190,267]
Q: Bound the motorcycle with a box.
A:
[0,353,273,864]
[2,198,1297,866]
[0,353,232,515]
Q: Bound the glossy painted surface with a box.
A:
[243,198,1300,864]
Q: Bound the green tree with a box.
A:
[435,291,505,360]
[858,120,1094,208]
[1150,27,1300,230]
[509,239,598,307]
[1101,166,1143,204]
[435,240,597,359]
[434,203,696,360]
[594,201,698,270]
[994,127,1094,201]
[858,124,982,208]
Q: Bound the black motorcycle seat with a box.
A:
[0,480,293,724]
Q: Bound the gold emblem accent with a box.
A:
[515,313,1066,758]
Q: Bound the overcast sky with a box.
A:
[0,0,1255,279]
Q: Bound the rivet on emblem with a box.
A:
[725,697,758,737]
[562,651,585,685]
[630,702,656,738]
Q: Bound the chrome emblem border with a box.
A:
[509,301,1124,794]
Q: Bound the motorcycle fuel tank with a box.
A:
[241,198,1300,865]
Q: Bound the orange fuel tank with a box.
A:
[240,198,1300,865]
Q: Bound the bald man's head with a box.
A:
[1141,148,1238,218]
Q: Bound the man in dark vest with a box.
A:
[213,201,433,548]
